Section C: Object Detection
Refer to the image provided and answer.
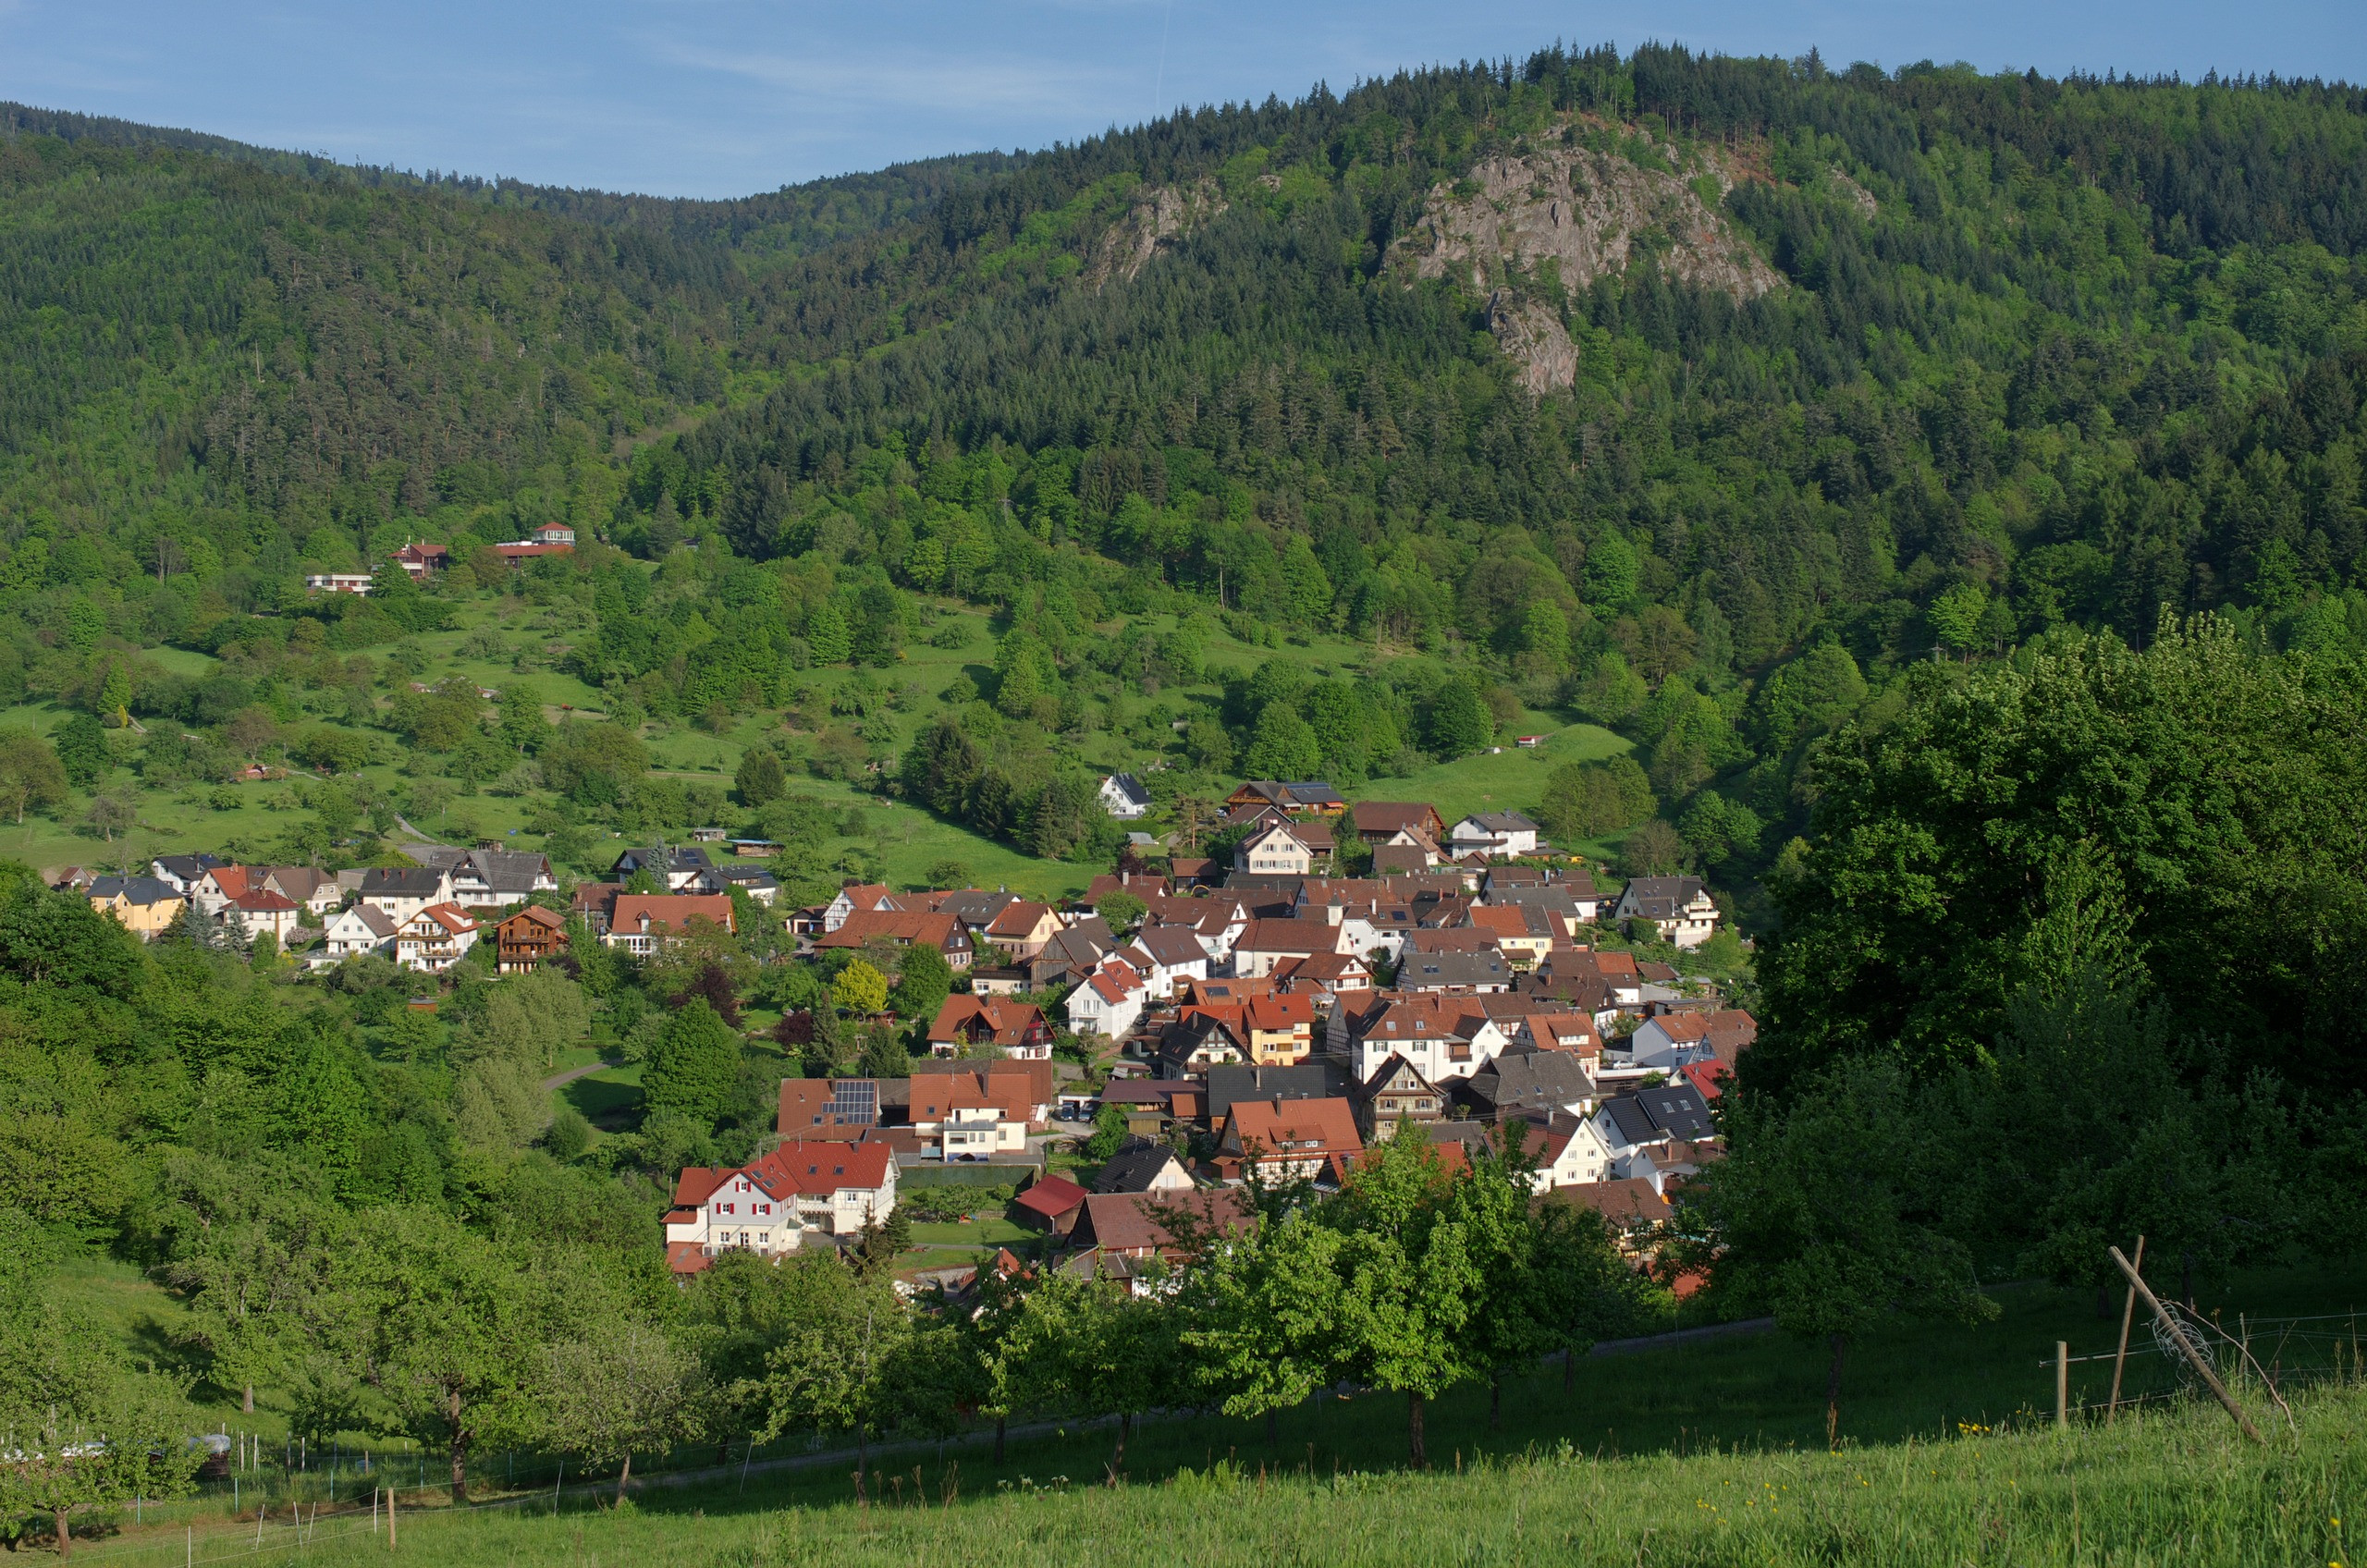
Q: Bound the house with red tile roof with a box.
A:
[602,893,735,956]
[1221,1095,1364,1180]
[226,888,303,945]
[395,901,477,972]
[926,995,1053,1060]
[1244,991,1318,1066]
[1066,1190,1255,1292]
[812,908,973,969]
[663,1140,899,1272]
[1065,956,1147,1039]
[1013,1174,1091,1235]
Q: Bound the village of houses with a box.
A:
[66,772,1747,1295]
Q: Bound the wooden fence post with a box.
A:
[2108,1245,2262,1443]
[2108,1234,2145,1424]
[2056,1341,2069,1429]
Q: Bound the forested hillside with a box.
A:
[4,51,2363,902]
[5,46,2367,1554]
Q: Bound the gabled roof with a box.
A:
[91,876,182,907]
[1470,1050,1596,1116]
[230,888,299,913]
[1135,925,1211,967]
[1620,876,1711,918]
[1636,1082,1716,1140]
[1557,1178,1673,1229]
[1244,992,1316,1033]
[1093,1139,1187,1194]
[1201,1060,1347,1120]
[499,905,568,935]
[1351,802,1444,834]
[1101,772,1151,805]
[1014,1174,1091,1219]
[984,900,1056,937]
[928,995,1047,1047]
[1234,918,1343,956]
[1457,810,1541,834]
[405,901,475,935]
[1074,1189,1252,1256]
[611,893,734,936]
[1397,950,1515,988]
[459,849,553,894]
[333,903,399,937]
[612,846,715,876]
[1229,1096,1363,1158]
[815,908,963,949]
[359,866,446,897]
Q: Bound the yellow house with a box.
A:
[88,876,187,939]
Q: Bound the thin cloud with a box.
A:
[651,39,1126,113]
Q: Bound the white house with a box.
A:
[355,865,457,925]
[395,902,478,972]
[1627,1012,1717,1070]
[663,1142,900,1273]
[1130,925,1212,999]
[448,850,558,911]
[221,889,303,945]
[1343,996,1513,1084]
[1233,821,1313,876]
[820,882,899,934]
[1515,1114,1617,1191]
[1098,773,1152,820]
[1065,958,1148,1039]
[323,902,399,960]
[941,1111,1029,1160]
[1612,876,1721,949]
[1450,811,1543,858]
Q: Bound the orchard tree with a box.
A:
[644,998,742,1126]
[337,1207,556,1502]
[538,1323,704,1501]
[1319,1121,1481,1467]
[0,1216,202,1558]
[1673,1056,1995,1446]
[831,960,889,1018]
[0,733,66,824]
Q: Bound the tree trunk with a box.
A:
[244,1383,255,1414]
[1489,1370,1502,1430]
[54,1507,70,1560]
[448,1390,469,1505]
[1107,1412,1132,1484]
[854,1423,870,1510]
[993,1414,1006,1465]
[616,1452,632,1503]
[1824,1333,1848,1450]
[1407,1390,1428,1469]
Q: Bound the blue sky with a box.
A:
[4,1,2359,199]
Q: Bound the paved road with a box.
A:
[541,1061,614,1092]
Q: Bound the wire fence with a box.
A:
[2018,1305,2367,1435]
[43,1306,2367,1561]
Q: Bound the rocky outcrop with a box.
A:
[1089,178,1227,288]
[1486,290,1576,396]
[1400,131,1784,310]
[1828,168,1878,220]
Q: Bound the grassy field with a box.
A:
[49,1255,2367,1564]
[52,1256,2367,1566]
[1,588,1616,901]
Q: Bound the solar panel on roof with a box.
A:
[828,1080,878,1125]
